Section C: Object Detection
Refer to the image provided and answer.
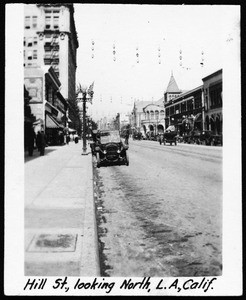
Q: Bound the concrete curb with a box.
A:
[79,154,100,276]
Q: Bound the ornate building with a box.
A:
[131,99,165,136]
[164,69,222,136]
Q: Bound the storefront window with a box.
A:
[25,16,30,29]
[32,16,37,28]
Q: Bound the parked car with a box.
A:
[184,130,222,146]
[94,130,129,168]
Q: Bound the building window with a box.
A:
[187,99,193,111]
[33,36,38,46]
[25,16,30,29]
[53,16,59,29]
[27,37,32,47]
[155,111,159,120]
[210,85,222,109]
[170,106,174,115]
[32,16,37,28]
[166,107,170,117]
[175,104,180,114]
[23,37,26,46]
[45,16,51,29]
[194,94,202,109]
[27,50,32,60]
[33,50,37,59]
[181,101,186,113]
[150,111,154,119]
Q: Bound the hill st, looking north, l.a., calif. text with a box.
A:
[23,276,217,294]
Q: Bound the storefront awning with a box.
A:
[46,114,63,129]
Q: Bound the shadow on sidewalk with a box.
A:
[24,148,57,163]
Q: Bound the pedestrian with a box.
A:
[36,131,41,152]
[125,129,129,145]
[59,132,64,145]
[28,127,36,156]
[36,130,46,156]
[66,134,70,145]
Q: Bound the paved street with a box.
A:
[93,140,222,277]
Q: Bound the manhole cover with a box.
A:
[27,234,78,252]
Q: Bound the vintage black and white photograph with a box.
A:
[5,3,242,296]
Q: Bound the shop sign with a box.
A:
[24,77,43,103]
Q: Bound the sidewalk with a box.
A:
[24,141,100,276]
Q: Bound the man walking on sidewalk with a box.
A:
[36,129,46,156]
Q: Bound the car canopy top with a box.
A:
[100,130,121,143]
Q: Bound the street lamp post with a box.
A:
[82,92,87,154]
[77,84,94,155]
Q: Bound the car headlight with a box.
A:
[103,150,107,154]
[117,149,121,153]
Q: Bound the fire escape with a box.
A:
[44,34,59,78]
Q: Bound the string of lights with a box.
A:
[88,39,206,68]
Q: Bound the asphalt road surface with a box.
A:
[93,139,222,277]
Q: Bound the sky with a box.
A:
[73,4,239,121]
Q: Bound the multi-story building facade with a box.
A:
[202,69,222,134]
[164,69,222,136]
[164,85,204,135]
[24,4,79,144]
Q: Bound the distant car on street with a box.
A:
[94,130,129,168]
[161,126,177,146]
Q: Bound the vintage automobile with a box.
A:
[161,126,177,146]
[94,130,129,168]
[183,130,222,146]
[132,132,143,140]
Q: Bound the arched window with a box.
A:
[155,110,159,120]
[160,110,164,119]
[150,110,154,119]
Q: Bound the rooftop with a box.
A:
[165,74,180,93]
